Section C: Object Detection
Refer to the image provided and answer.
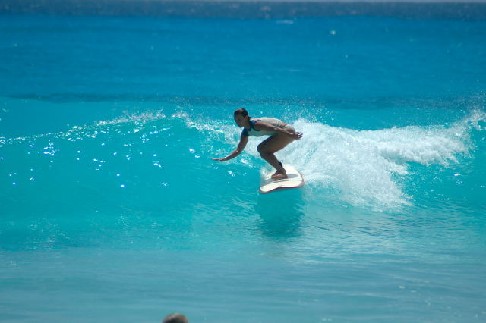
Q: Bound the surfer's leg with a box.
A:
[257,134,294,179]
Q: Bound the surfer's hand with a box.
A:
[293,132,303,140]
[212,157,225,162]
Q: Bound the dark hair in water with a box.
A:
[234,107,249,117]
[163,313,188,323]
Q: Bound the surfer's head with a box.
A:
[234,107,249,118]
[234,107,250,127]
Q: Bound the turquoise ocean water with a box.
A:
[1,3,486,322]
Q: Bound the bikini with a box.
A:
[241,118,288,137]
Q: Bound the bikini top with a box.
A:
[241,118,286,137]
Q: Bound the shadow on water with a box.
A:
[255,189,305,241]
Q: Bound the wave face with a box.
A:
[1,107,484,247]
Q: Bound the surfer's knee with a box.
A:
[257,144,272,158]
[257,142,267,155]
[259,150,271,159]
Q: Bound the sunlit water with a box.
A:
[1,8,486,322]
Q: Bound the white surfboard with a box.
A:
[259,165,304,194]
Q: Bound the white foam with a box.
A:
[262,113,483,210]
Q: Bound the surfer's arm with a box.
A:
[212,134,249,162]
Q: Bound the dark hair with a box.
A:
[234,107,249,117]
[163,313,189,323]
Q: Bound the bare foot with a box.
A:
[271,172,288,180]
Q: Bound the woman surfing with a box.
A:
[213,108,303,180]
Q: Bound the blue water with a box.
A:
[1,7,486,322]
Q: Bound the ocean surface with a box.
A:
[1,3,486,322]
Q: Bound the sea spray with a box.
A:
[212,111,483,210]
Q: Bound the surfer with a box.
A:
[213,107,303,179]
